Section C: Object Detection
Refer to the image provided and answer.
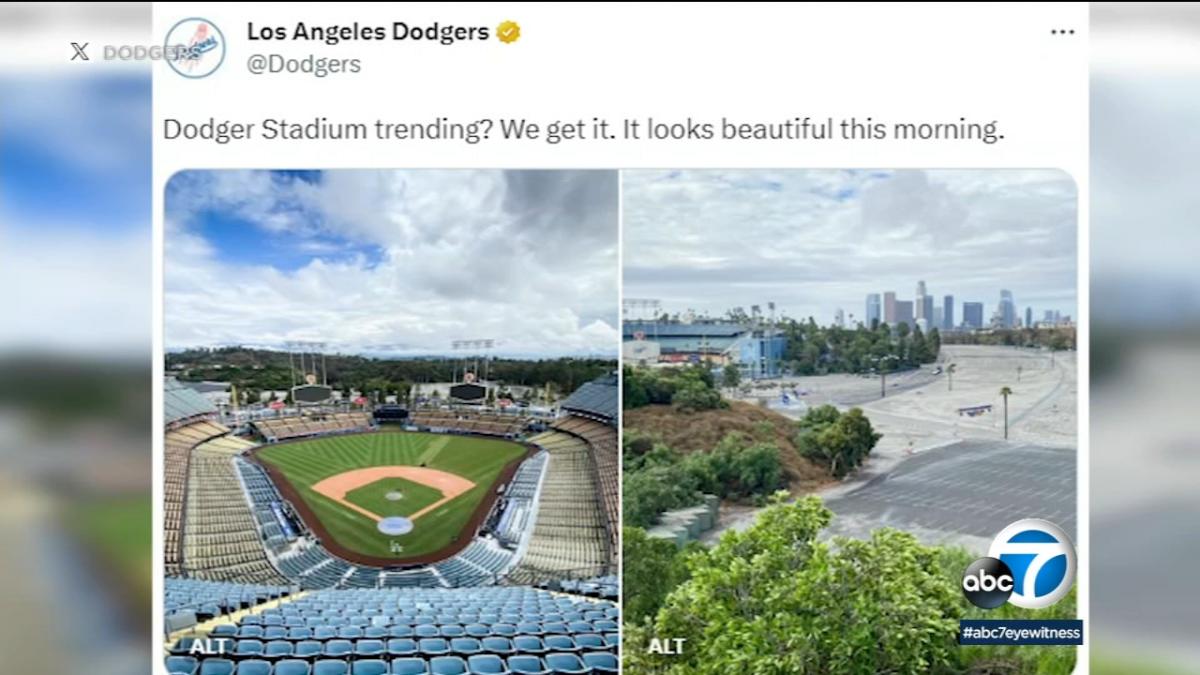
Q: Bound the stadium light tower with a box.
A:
[451,339,496,383]
[623,298,661,321]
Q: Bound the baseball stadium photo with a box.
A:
[161,170,620,675]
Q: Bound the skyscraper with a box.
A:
[895,300,914,328]
[865,294,881,328]
[915,281,928,323]
[943,294,954,330]
[999,289,1016,328]
[933,306,943,329]
[884,291,897,325]
[1025,306,1033,329]
[963,302,984,329]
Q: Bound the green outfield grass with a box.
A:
[256,430,525,559]
[345,476,443,519]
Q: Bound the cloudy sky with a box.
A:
[166,170,618,357]
[623,169,1077,324]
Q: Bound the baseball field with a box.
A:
[255,430,527,562]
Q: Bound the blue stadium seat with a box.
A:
[464,624,490,638]
[364,626,388,639]
[236,640,266,659]
[169,637,199,656]
[430,656,468,675]
[601,634,618,649]
[543,654,588,675]
[440,625,466,638]
[238,659,273,675]
[419,638,450,657]
[294,640,323,660]
[541,636,576,653]
[211,625,238,638]
[389,626,415,639]
[238,625,266,639]
[265,640,295,660]
[350,659,389,675]
[387,638,419,657]
[505,656,550,675]
[198,658,236,675]
[322,639,354,658]
[516,623,542,636]
[337,626,364,639]
[580,653,616,674]
[511,636,545,655]
[313,660,349,675]
[542,653,588,672]
[314,627,338,641]
[592,621,617,633]
[354,639,385,658]
[490,624,517,637]
[164,655,198,675]
[289,627,314,641]
[467,654,509,675]
[566,623,592,635]
[480,637,513,655]
[450,637,482,656]
[275,659,312,675]
[541,623,569,636]
[390,657,430,675]
[572,635,604,652]
[414,625,440,639]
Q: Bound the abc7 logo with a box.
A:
[963,518,1076,610]
[961,557,1015,609]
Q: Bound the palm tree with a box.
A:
[947,363,957,391]
[1000,386,1013,439]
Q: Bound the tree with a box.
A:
[721,364,741,391]
[629,495,961,674]
[795,405,881,479]
[621,527,694,624]
[1000,386,1013,439]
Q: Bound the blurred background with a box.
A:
[2,3,1198,673]
[0,3,151,673]
[1091,3,1200,673]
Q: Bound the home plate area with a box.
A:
[310,465,475,525]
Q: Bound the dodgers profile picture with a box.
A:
[963,518,1076,610]
[164,17,225,78]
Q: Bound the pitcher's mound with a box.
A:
[377,517,414,536]
[385,491,404,501]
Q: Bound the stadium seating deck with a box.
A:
[167,586,618,675]
[183,435,290,584]
[549,418,618,553]
[408,410,527,437]
[254,413,373,442]
[509,431,610,583]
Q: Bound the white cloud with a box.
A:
[166,170,618,357]
[623,169,1077,323]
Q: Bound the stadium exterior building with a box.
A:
[622,321,787,379]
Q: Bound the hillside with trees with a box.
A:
[781,318,940,375]
[167,347,614,401]
[942,326,1075,351]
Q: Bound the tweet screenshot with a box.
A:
[152,4,1087,673]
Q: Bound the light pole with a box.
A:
[872,354,899,398]
[1000,386,1013,439]
[947,363,957,392]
